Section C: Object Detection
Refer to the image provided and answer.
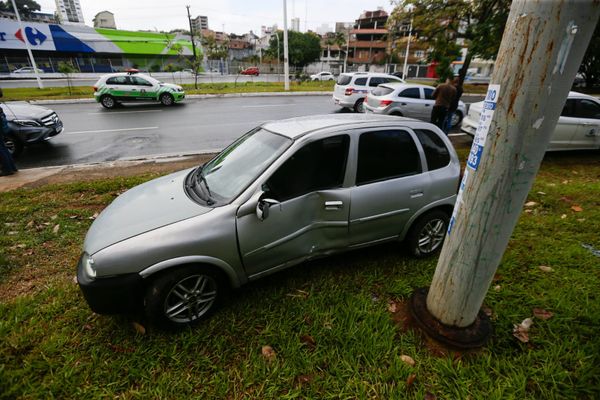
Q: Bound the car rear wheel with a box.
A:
[354,98,365,113]
[451,111,463,127]
[160,93,174,106]
[3,134,23,156]
[406,210,449,257]
[145,266,226,330]
[100,95,116,109]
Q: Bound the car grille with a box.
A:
[41,112,60,127]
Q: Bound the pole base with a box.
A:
[409,287,492,349]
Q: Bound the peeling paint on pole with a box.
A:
[421,0,600,333]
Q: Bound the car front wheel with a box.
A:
[100,95,117,109]
[406,210,449,257]
[160,93,174,106]
[145,266,226,330]
[3,134,23,156]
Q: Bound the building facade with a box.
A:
[347,9,388,65]
[192,15,208,33]
[93,11,116,29]
[55,0,84,25]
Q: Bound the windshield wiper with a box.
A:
[195,166,214,205]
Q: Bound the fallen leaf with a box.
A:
[300,334,316,350]
[482,306,493,317]
[132,322,146,335]
[538,265,553,272]
[571,170,579,174]
[424,392,437,400]
[286,289,309,299]
[533,308,554,320]
[323,321,333,330]
[16,244,26,248]
[577,218,586,222]
[406,373,417,388]
[388,300,398,313]
[562,180,569,184]
[7,231,18,235]
[524,201,538,207]
[26,221,34,227]
[261,345,276,362]
[400,355,415,366]
[494,285,501,291]
[571,205,583,212]
[561,214,567,219]
[559,196,573,203]
[513,318,533,343]
[72,276,78,284]
[52,224,60,234]
[525,209,533,214]
[296,374,313,385]
[537,191,546,195]
[51,215,58,220]
[89,212,99,220]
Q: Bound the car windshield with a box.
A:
[189,128,292,205]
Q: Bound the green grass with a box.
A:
[1,152,600,398]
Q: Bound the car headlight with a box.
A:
[82,252,97,278]
[13,119,42,127]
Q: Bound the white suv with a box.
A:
[333,72,404,112]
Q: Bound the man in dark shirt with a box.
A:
[445,77,464,134]
[0,88,19,176]
[431,77,457,133]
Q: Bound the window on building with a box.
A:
[415,50,425,58]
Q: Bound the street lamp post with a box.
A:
[11,0,43,89]
[402,18,413,79]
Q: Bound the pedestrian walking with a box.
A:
[0,88,19,177]
[445,77,464,134]
[430,77,457,133]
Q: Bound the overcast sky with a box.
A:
[36,0,392,34]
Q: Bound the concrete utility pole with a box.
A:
[186,6,198,60]
[402,18,412,79]
[11,0,43,89]
[411,0,600,348]
[283,0,290,91]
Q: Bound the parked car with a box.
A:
[240,67,260,76]
[93,70,185,109]
[311,71,335,81]
[461,91,600,151]
[12,67,44,74]
[333,72,405,113]
[365,83,467,128]
[77,114,460,329]
[1,102,63,156]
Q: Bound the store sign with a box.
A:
[0,21,56,51]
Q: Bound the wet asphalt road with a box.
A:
[13,95,475,169]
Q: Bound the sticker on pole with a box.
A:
[448,168,469,235]
[467,84,500,171]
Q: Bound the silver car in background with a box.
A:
[462,91,600,150]
[77,114,460,329]
[364,83,467,128]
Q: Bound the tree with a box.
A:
[201,35,229,60]
[268,31,321,68]
[57,61,77,95]
[0,0,40,18]
[578,22,600,88]
[389,0,511,83]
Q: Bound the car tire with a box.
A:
[451,111,463,128]
[100,95,117,109]
[390,111,404,117]
[3,134,23,156]
[145,265,227,330]
[354,98,365,113]
[406,210,449,258]
[160,93,174,106]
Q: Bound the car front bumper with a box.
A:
[77,255,144,315]
[17,124,63,144]
[173,92,185,102]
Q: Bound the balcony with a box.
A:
[349,40,387,49]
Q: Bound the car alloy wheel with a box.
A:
[3,135,23,156]
[160,93,174,106]
[100,95,116,109]
[164,274,217,323]
[407,210,449,257]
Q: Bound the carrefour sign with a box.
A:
[0,20,56,51]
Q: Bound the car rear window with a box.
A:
[106,76,129,85]
[371,86,395,96]
[356,130,421,185]
[414,129,450,171]
[398,88,421,99]
[354,77,368,86]
[337,75,352,85]
[423,88,434,100]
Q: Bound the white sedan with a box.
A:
[311,71,335,81]
[461,91,600,151]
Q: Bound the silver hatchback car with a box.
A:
[77,114,460,329]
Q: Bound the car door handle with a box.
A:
[401,102,407,106]
[410,189,424,198]
[324,201,343,210]
[424,104,431,107]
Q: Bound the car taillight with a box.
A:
[344,87,353,96]
[380,100,392,106]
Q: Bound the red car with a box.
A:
[241,67,260,76]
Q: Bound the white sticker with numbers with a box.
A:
[467,84,500,171]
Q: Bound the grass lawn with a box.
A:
[1,150,599,398]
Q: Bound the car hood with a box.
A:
[160,83,182,91]
[84,168,212,255]
[1,102,53,120]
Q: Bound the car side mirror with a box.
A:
[256,198,281,221]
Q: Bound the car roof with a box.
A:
[568,91,599,101]
[340,72,400,78]
[262,114,419,139]
[100,72,155,79]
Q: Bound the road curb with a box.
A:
[29,91,334,105]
